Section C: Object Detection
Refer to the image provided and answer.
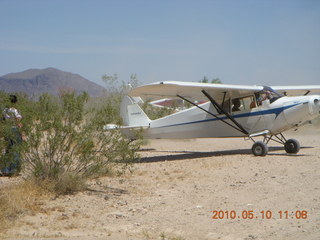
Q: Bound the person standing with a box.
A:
[1,95,23,176]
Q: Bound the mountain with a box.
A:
[0,68,105,97]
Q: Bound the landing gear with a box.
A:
[284,139,300,154]
[252,141,269,156]
[250,133,300,156]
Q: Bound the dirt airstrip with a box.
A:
[1,126,320,240]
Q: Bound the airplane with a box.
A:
[114,81,320,156]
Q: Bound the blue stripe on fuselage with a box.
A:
[154,102,302,129]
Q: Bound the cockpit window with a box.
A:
[263,86,283,98]
[232,96,255,112]
[256,86,283,105]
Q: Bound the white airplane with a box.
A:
[117,81,320,156]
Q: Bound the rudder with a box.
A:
[120,96,151,127]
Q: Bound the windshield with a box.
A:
[263,86,283,98]
[256,86,283,104]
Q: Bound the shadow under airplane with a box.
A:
[138,146,313,163]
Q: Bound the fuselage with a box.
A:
[141,95,320,139]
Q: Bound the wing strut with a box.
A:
[201,90,249,135]
[177,94,248,135]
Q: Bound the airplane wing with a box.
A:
[271,85,320,96]
[129,81,263,102]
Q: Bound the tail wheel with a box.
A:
[284,139,300,154]
[252,141,268,156]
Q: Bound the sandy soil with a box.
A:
[2,126,320,240]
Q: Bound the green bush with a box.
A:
[141,100,175,120]
[0,90,141,194]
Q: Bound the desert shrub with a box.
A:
[142,101,175,120]
[101,73,176,120]
[0,180,51,231]
[18,90,141,194]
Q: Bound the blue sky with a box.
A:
[1,0,319,87]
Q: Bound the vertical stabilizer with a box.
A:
[120,96,151,126]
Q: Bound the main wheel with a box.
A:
[284,139,300,154]
[252,141,268,156]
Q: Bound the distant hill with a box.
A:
[0,68,105,97]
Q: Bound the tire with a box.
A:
[252,141,268,156]
[284,139,300,154]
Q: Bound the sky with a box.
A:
[0,0,319,87]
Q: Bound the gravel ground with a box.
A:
[2,126,320,240]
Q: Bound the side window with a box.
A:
[232,96,256,112]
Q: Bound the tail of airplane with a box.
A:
[120,96,151,127]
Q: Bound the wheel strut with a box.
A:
[250,133,300,156]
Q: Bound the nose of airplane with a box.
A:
[309,96,320,115]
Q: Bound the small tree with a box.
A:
[200,76,209,83]
[211,78,222,84]
[199,76,222,84]
[21,90,140,194]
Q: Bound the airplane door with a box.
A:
[231,96,267,133]
[258,101,273,131]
